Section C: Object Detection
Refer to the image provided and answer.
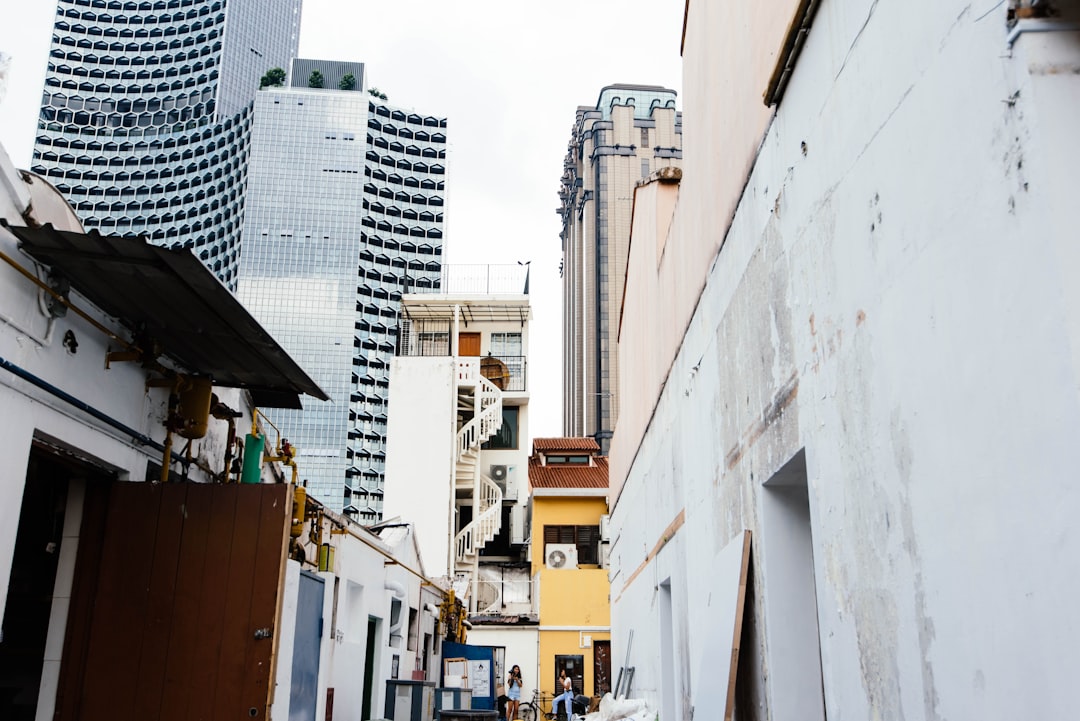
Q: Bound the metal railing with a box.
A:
[397,320,527,391]
[404,264,530,296]
[475,576,536,615]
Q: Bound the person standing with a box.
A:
[506,665,523,721]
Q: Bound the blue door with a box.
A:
[290,572,324,721]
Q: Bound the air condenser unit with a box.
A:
[546,544,578,570]
[490,464,508,488]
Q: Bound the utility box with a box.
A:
[435,687,473,718]
[384,679,435,721]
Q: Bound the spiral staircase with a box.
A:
[451,359,504,609]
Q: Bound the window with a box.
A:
[543,524,600,565]
[546,455,590,465]
[489,332,521,357]
[641,158,650,179]
[640,127,649,147]
[483,406,518,450]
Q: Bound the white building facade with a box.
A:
[609,2,1080,720]
[0,138,327,720]
[382,266,533,617]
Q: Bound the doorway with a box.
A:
[761,450,826,721]
[553,654,584,695]
[0,449,71,721]
[458,332,481,357]
[592,640,611,696]
[290,572,325,721]
[362,617,379,719]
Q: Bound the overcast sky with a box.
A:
[0,1,684,440]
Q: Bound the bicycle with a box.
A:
[517,688,554,721]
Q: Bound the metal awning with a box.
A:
[400,299,531,324]
[4,222,327,408]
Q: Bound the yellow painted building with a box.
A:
[528,438,611,705]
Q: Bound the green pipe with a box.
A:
[241,433,265,484]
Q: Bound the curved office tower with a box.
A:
[238,59,445,517]
[353,101,446,519]
[31,0,301,288]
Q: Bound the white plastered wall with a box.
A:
[610,3,1080,720]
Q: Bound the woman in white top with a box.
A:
[551,670,574,719]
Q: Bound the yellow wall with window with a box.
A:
[531,494,610,699]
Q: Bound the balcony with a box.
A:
[474,570,536,617]
[396,319,528,392]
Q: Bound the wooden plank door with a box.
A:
[57,482,290,721]
[459,332,481,356]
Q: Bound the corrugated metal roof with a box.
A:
[532,437,600,452]
[529,454,609,489]
[5,222,326,407]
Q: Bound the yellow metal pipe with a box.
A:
[160,428,174,483]
[0,248,136,350]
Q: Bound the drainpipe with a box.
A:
[449,304,460,578]
[386,579,407,647]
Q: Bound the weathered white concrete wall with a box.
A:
[611,3,1080,720]
[1,142,295,720]
[384,356,457,576]
[0,146,261,623]
[274,524,443,721]
[465,626,540,700]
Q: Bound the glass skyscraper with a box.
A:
[31,0,301,288]
[238,59,446,517]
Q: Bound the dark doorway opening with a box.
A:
[362,617,378,719]
[0,448,73,720]
[553,653,584,695]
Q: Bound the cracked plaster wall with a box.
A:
[609,1,1080,720]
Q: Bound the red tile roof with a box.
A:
[529,454,609,489]
[532,437,600,452]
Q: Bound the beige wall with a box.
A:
[610,0,804,498]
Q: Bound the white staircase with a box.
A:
[452,359,504,609]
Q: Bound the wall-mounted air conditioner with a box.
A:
[490,464,508,490]
[546,543,578,570]
[510,504,525,545]
[599,514,610,542]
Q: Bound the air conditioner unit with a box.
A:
[546,544,578,570]
[510,504,525,545]
[490,464,508,488]
[599,514,610,542]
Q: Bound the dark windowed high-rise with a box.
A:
[238,59,446,517]
[31,0,301,288]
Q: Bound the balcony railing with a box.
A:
[474,576,536,616]
[404,264,530,296]
[397,319,528,391]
